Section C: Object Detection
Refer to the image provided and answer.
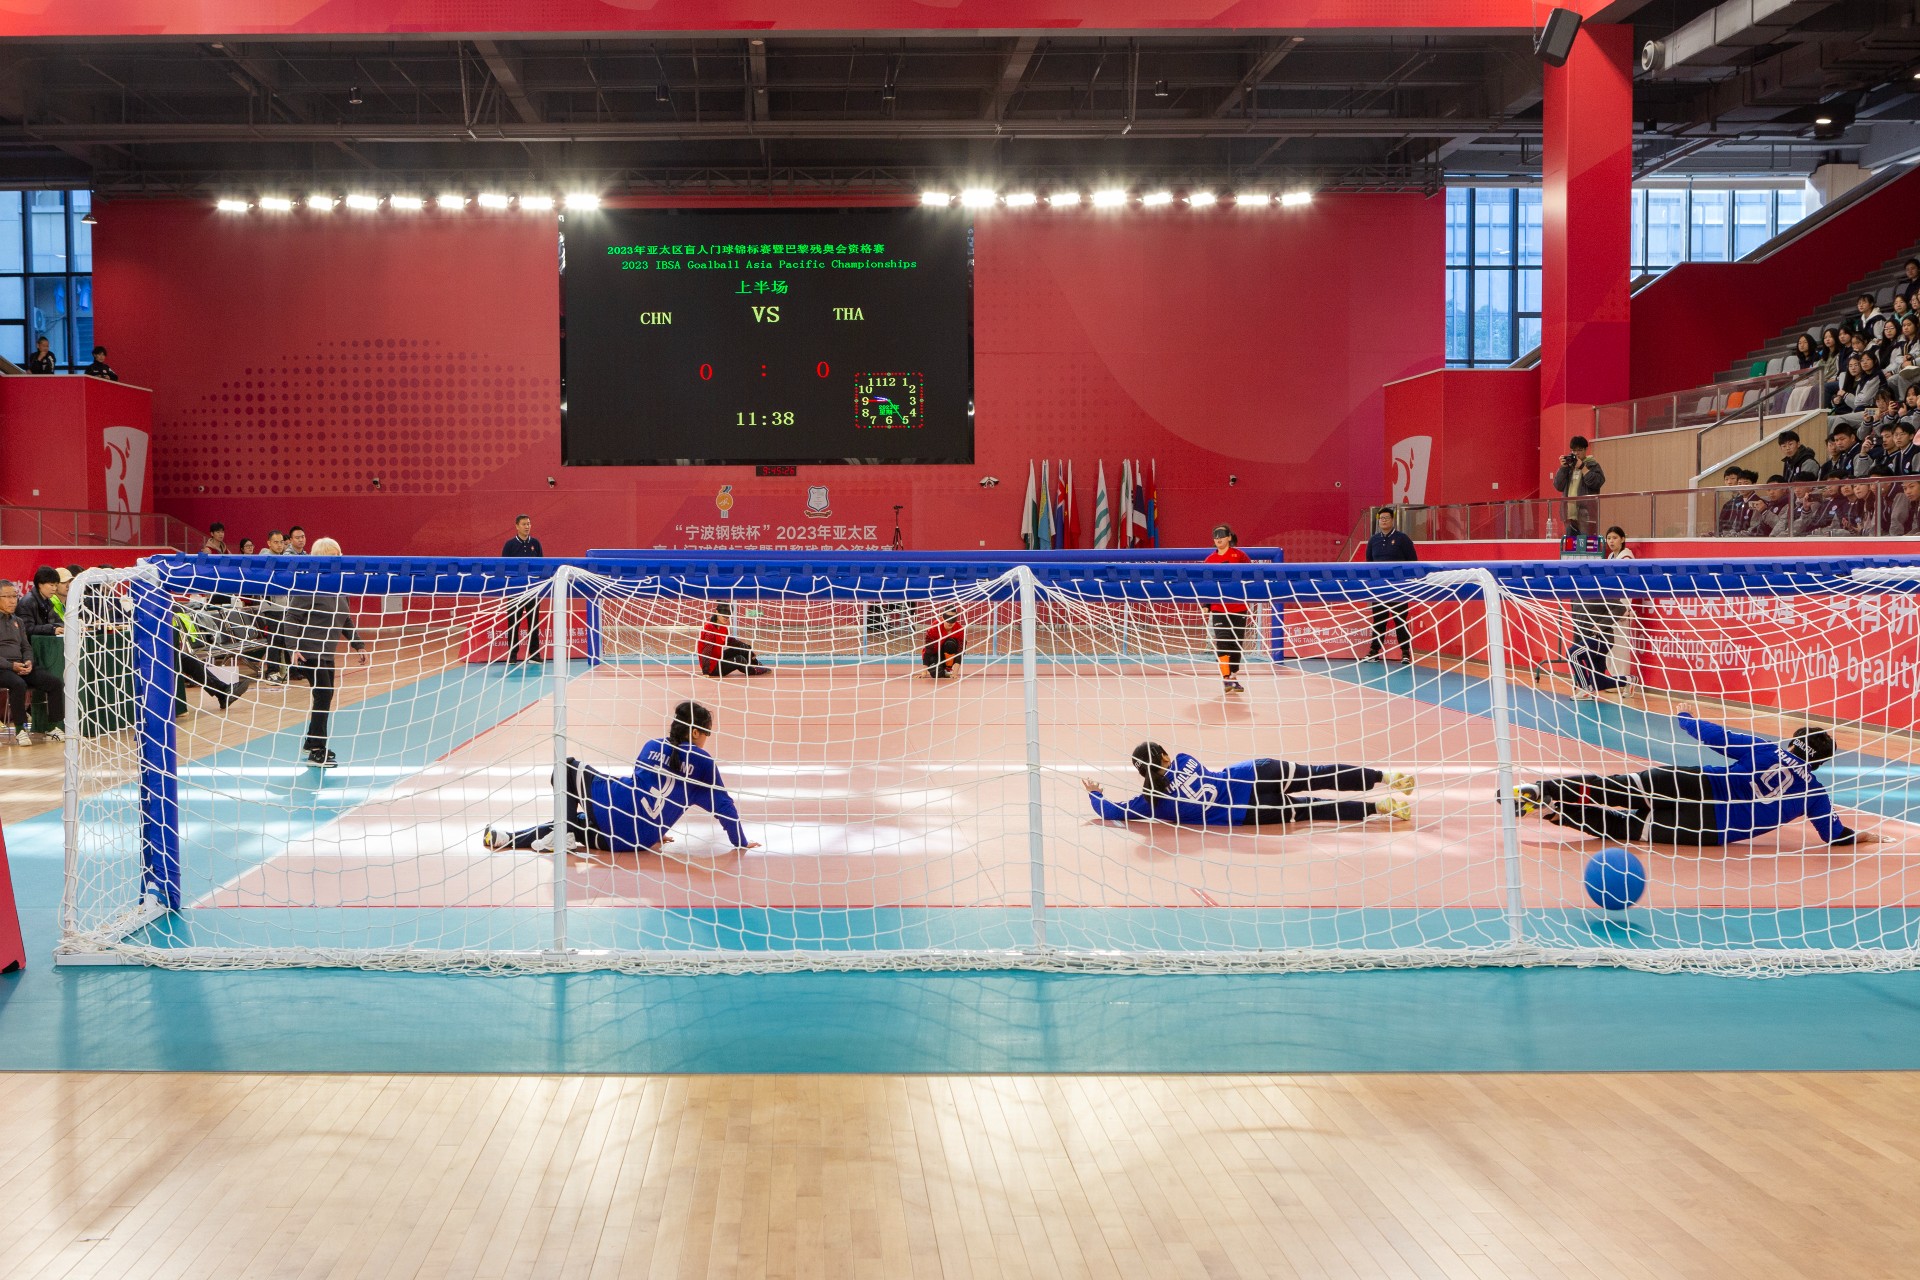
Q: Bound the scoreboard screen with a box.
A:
[561,209,974,466]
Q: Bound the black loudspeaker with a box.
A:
[1535,7,1583,67]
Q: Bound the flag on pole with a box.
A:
[1039,460,1055,550]
[1144,459,1160,548]
[1118,460,1134,548]
[1020,461,1039,550]
[1129,459,1150,548]
[1050,461,1068,550]
[1092,461,1112,550]
[1064,461,1082,550]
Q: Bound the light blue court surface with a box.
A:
[8,655,1920,1073]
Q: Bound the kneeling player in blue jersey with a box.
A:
[484,700,760,853]
[1083,742,1413,826]
[1514,707,1877,846]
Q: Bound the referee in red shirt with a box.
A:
[1203,524,1253,694]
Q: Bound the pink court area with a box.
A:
[201,663,1920,913]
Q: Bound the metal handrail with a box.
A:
[0,504,199,551]
[1592,362,1821,439]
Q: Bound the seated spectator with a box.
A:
[1746,484,1793,537]
[17,566,64,637]
[1888,477,1920,537]
[1715,467,1754,534]
[1887,420,1920,475]
[1844,292,1886,341]
[1890,317,1920,396]
[1819,326,1845,386]
[1889,292,1914,335]
[1791,333,1818,369]
[1806,483,1867,537]
[0,580,63,743]
[1898,257,1920,307]
[1834,353,1888,428]
[25,335,55,374]
[201,522,229,555]
[83,346,118,381]
[239,537,256,554]
[1822,424,1863,480]
[1775,430,1820,482]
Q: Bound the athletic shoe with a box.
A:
[1513,783,1542,818]
[266,671,286,684]
[747,665,773,677]
[1383,770,1416,796]
[305,748,338,768]
[530,829,578,854]
[41,727,65,745]
[1375,795,1412,822]
[1223,680,1246,694]
[482,826,504,850]
[1364,647,1382,661]
[215,676,254,711]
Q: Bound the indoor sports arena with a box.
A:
[4,2,1920,1276]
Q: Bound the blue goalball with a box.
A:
[1584,847,1647,911]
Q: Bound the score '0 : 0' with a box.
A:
[699,363,714,380]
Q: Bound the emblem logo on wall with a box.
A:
[715,484,735,519]
[102,425,149,546]
[1389,435,1433,505]
[805,485,831,518]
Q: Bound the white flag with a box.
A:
[1128,457,1150,546]
[1093,460,1111,550]
[1020,460,1038,550]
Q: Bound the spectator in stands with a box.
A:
[1747,484,1794,537]
[1906,385,1920,425]
[500,514,545,664]
[1844,293,1885,341]
[1834,353,1887,428]
[1819,326,1844,379]
[1886,476,1920,537]
[239,537,256,554]
[1363,508,1417,663]
[1865,389,1907,443]
[1792,333,1819,369]
[1864,419,1900,473]
[1822,424,1863,480]
[1775,430,1820,482]
[265,529,287,554]
[287,536,367,768]
[1889,420,1920,475]
[288,526,309,555]
[1552,436,1604,534]
[83,346,118,381]
[18,566,63,639]
[1874,315,1903,370]
[1889,292,1914,335]
[1715,467,1755,535]
[25,335,55,374]
[1898,258,1920,307]
[1889,316,1920,396]
[201,523,228,555]
[0,580,62,744]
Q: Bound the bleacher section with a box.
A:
[1715,234,1920,383]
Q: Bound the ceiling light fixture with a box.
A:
[389,194,424,210]
[436,194,466,210]
[1187,190,1217,207]
[1234,192,1271,207]
[1003,191,1038,207]
[1141,191,1174,207]
[259,196,293,212]
[960,188,997,208]
[477,192,511,209]
[920,191,952,207]
[564,192,601,210]
[344,194,379,211]
[79,210,97,224]
[215,198,249,213]
[1047,191,1082,207]
[655,83,671,103]
[1092,188,1128,208]
[306,194,334,212]
[347,85,363,106]
[520,194,555,212]
[1153,79,1169,98]
[1281,190,1314,207]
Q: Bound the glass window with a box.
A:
[1517,316,1541,357]
[1731,190,1771,258]
[1471,189,1512,266]
[30,276,68,361]
[1774,188,1808,234]
[1473,267,1512,362]
[1446,267,1472,364]
[0,193,20,273]
[1445,187,1470,266]
[1517,188,1543,266]
[69,191,91,272]
[0,323,21,365]
[28,191,67,272]
[70,276,92,358]
[1644,190,1685,268]
[1629,188,1646,274]
[1689,190,1730,262]
[0,277,20,320]
[1518,268,1541,316]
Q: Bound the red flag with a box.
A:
[1145,459,1160,547]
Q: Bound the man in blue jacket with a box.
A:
[1514,707,1874,846]
[1363,507,1417,663]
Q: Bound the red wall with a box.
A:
[0,376,153,515]
[1629,164,1920,398]
[1381,367,1541,506]
[92,198,1443,559]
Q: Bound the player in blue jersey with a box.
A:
[1083,742,1414,826]
[483,700,760,854]
[1514,706,1877,846]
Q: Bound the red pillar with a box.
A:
[0,819,22,972]
[1539,22,1634,495]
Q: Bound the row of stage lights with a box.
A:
[211,189,1314,214]
[213,193,604,213]
[922,188,1314,209]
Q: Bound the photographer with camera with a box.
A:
[1551,435,1605,535]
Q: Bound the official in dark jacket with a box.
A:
[0,580,62,740]
[1363,509,1417,663]
[17,566,65,637]
[286,537,367,767]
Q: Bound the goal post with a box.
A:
[54,551,1920,974]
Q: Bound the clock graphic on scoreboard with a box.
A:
[853,372,925,430]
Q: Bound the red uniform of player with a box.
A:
[1204,524,1254,693]
[922,609,966,678]
[696,603,770,677]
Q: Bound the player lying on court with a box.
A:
[922,606,965,678]
[1083,742,1414,826]
[484,700,760,853]
[1513,707,1878,846]
[697,603,770,678]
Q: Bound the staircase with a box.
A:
[1714,236,1920,381]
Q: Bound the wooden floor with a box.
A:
[0,1071,1915,1279]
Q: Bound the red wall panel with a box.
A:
[1630,164,1920,397]
[92,198,1442,559]
[1382,367,1541,507]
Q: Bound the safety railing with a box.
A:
[0,505,199,551]
[1591,363,1822,439]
